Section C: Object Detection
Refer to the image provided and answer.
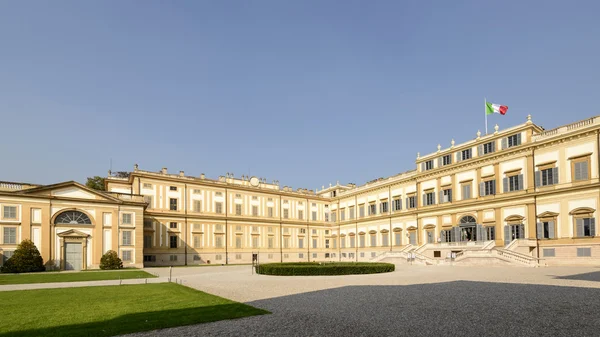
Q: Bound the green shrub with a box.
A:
[100,250,123,270]
[1,239,45,273]
[256,262,395,276]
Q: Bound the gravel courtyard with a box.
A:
[127,265,600,337]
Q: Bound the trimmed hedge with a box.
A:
[256,262,395,276]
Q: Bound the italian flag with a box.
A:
[486,102,508,115]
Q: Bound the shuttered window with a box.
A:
[235,236,242,248]
[350,236,356,248]
[312,211,317,221]
[393,198,402,211]
[340,237,346,248]
[298,210,304,220]
[340,209,346,221]
[268,237,274,249]
[479,180,496,196]
[359,205,365,217]
[577,247,592,257]
[406,196,417,209]
[312,239,317,249]
[423,191,436,206]
[575,218,596,237]
[502,133,522,149]
[359,235,366,247]
[194,235,202,248]
[330,211,336,222]
[268,207,274,217]
[368,203,376,215]
[462,184,472,200]
[193,200,202,212]
[394,233,402,246]
[298,238,304,249]
[440,188,452,203]
[3,227,16,244]
[478,141,495,156]
[573,158,590,181]
[543,248,555,257]
[235,204,242,215]
[537,221,555,239]
[252,206,258,216]
[535,167,559,187]
[382,234,389,246]
[349,206,355,219]
[380,201,389,213]
[442,154,452,166]
[370,235,377,247]
[215,235,223,248]
[503,174,524,192]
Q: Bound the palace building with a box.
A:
[1,114,600,269]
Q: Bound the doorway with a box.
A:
[65,243,82,270]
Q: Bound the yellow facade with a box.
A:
[2,114,600,268]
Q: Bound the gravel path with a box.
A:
[124,265,600,337]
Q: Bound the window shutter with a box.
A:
[491,141,495,152]
[552,167,559,184]
[438,157,442,168]
[456,152,462,162]
[574,162,581,180]
[536,222,543,239]
[501,137,508,150]
[432,193,436,204]
[503,177,509,193]
[406,198,409,209]
[479,182,484,197]
[519,224,525,239]
[439,190,443,203]
[450,227,456,242]
[478,144,483,156]
[582,161,589,180]
[516,133,522,146]
[576,218,583,237]
[535,171,541,187]
[422,194,426,206]
[421,162,425,172]
[491,180,496,195]
[448,189,452,202]
[504,226,510,245]
[518,174,524,191]
[476,224,484,241]
[591,218,596,237]
[548,221,555,239]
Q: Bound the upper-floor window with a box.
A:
[252,206,258,216]
[234,204,242,215]
[440,188,452,203]
[332,190,337,197]
[537,220,556,239]
[359,205,365,218]
[503,133,522,149]
[479,141,495,156]
[504,173,524,192]
[312,211,317,221]
[298,210,304,220]
[380,200,389,213]
[235,194,241,199]
[252,196,258,200]
[122,231,132,246]
[392,198,402,211]
[312,229,317,235]
[368,203,376,216]
[170,222,177,229]
[169,186,177,191]
[406,196,417,209]
[575,217,596,237]
[144,195,153,209]
[193,189,201,194]
[54,211,91,225]
[441,154,452,166]
[349,206,355,220]
[423,191,435,206]
[572,156,590,181]
[422,160,433,171]
[312,203,316,207]
[536,166,559,187]
[169,235,178,248]
[169,198,178,211]
[480,180,496,196]
[462,182,472,200]
[457,148,472,162]
[3,227,16,244]
[122,213,132,225]
[300,228,306,234]
[2,206,17,219]
[325,212,329,222]
[215,202,223,214]
[330,211,336,222]
[143,183,152,189]
[340,208,346,221]
[215,192,223,197]
[268,207,274,217]
[193,200,202,212]
[283,209,289,219]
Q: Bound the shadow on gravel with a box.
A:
[220,281,600,337]
[553,271,600,282]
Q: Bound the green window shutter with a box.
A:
[574,162,582,180]
[432,193,436,205]
[516,133,522,145]
[490,141,495,152]
[439,191,443,203]
[421,162,425,172]
[504,226,510,245]
[536,222,543,239]
[477,144,483,156]
[548,221,555,239]
[476,224,484,241]
[518,224,525,239]
[501,137,508,149]
[479,182,484,197]
[437,157,442,167]
[582,161,589,180]
[503,177,509,193]
[422,194,426,206]
[405,198,409,209]
[576,218,583,237]
[456,152,462,162]
[535,171,541,187]
[591,218,596,237]
[518,174,524,191]
[552,167,559,184]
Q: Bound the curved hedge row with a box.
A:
[256,262,395,276]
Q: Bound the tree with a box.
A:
[1,239,45,273]
[100,250,123,270]
[86,176,105,191]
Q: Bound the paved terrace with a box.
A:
[125,265,600,337]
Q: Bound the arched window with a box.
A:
[54,211,92,225]
[459,216,477,224]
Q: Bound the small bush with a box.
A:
[256,262,395,276]
[1,239,45,273]
[100,250,123,270]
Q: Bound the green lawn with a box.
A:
[0,270,156,285]
[0,283,269,337]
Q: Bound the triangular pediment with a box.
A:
[20,181,119,202]
[57,229,90,238]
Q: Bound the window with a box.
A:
[577,247,592,257]
[422,160,433,171]
[393,198,402,211]
[283,237,289,248]
[268,226,273,233]
[122,213,132,225]
[235,236,242,248]
[440,188,452,203]
[215,192,223,197]
[170,186,177,191]
[215,254,222,260]
[543,248,555,257]
[235,194,241,199]
[252,196,258,200]
[3,227,16,244]
[144,220,153,228]
[215,235,224,248]
[193,189,201,194]
[300,228,306,234]
[423,191,435,206]
[312,229,317,235]
[349,206,355,219]
[312,253,317,259]
[194,235,202,248]
[122,251,132,262]
[331,212,337,222]
[169,198,178,211]
[193,200,202,212]
[536,167,559,187]
[332,190,337,197]
[340,209,346,221]
[215,224,224,232]
[480,180,496,196]
[252,206,258,216]
[380,200,389,213]
[575,217,596,237]
[298,201,303,206]
[406,196,416,209]
[251,226,258,232]
[486,227,496,241]
[170,255,178,261]
[193,223,201,231]
[283,209,289,219]
[325,213,330,222]
[504,133,522,149]
[298,238,304,249]
[122,231,132,246]
[144,255,156,262]
[193,255,201,261]
[312,203,316,207]
[325,229,329,235]
[312,211,317,221]
[359,235,365,247]
[299,253,304,258]
[144,235,152,249]
[350,236,356,248]
[215,202,223,214]
[298,210,303,220]
[359,205,365,218]
[169,235,178,248]
[235,204,242,215]
[235,253,242,260]
[268,237,274,249]
[144,195,153,209]
[3,206,17,219]
[312,239,317,248]
[572,156,590,181]
[143,183,152,189]
[341,237,346,248]
[326,239,331,249]
[504,173,523,192]
[170,222,177,229]
[479,141,495,156]
[427,231,434,243]
[442,154,452,166]
[394,232,402,246]
[268,207,274,217]
[370,235,376,247]
[458,148,472,161]
[382,233,389,246]
[368,203,376,216]
[462,183,472,200]
[440,230,451,243]
[325,253,330,258]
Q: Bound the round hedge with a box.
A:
[256,262,395,276]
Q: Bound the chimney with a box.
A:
[161,167,168,174]
[179,170,185,177]
[200,173,205,179]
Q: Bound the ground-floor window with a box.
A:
[235,254,242,260]
[440,230,451,243]
[122,251,132,262]
[325,253,330,258]
[2,250,14,263]
[543,248,555,257]
[426,231,434,243]
[215,254,222,261]
[371,252,376,258]
[349,253,355,259]
[143,255,156,262]
[577,247,592,257]
[299,253,304,258]
[360,252,365,258]
[342,253,347,258]
[193,255,201,261]
[486,227,496,241]
[409,232,417,245]
[268,254,273,259]
[433,251,441,258]
[169,255,177,261]
[312,253,317,259]
[394,232,402,246]
[575,218,596,237]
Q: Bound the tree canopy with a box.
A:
[86,176,105,191]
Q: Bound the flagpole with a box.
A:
[485,98,488,135]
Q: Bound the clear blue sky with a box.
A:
[1,1,599,190]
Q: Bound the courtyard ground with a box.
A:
[125,264,600,337]
[0,269,155,285]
